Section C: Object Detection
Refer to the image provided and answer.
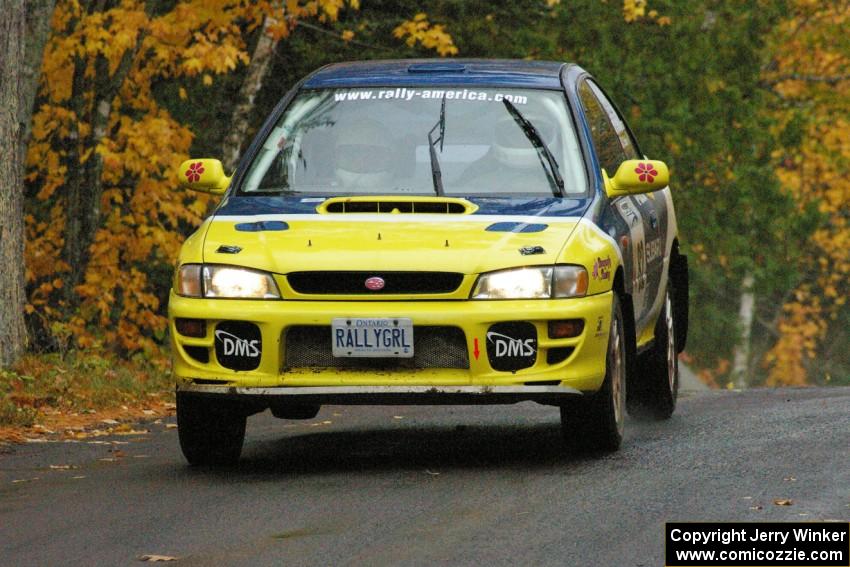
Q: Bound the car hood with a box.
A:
[202,196,590,275]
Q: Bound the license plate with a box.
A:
[331,318,414,358]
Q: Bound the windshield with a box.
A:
[239,87,587,197]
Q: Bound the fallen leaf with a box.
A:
[783,477,797,482]
[165,424,178,429]
[393,416,404,420]
[163,403,176,410]
[72,475,86,479]
[774,499,793,506]
[138,555,177,562]
[114,429,149,436]
[424,470,441,476]
[143,410,155,416]
[49,464,75,470]
[749,505,763,510]
[101,419,119,425]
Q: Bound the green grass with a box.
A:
[0,352,173,427]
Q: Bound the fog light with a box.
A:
[548,319,584,339]
[176,318,206,338]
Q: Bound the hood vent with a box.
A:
[318,197,476,215]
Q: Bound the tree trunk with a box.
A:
[222,15,280,172]
[0,0,28,368]
[61,30,145,299]
[19,0,56,164]
[732,272,755,389]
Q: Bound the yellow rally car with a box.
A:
[170,60,689,465]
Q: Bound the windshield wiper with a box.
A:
[502,99,565,197]
[427,95,447,196]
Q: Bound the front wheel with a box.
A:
[177,392,247,466]
[561,294,626,452]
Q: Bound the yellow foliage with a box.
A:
[393,13,459,57]
[623,0,646,23]
[762,1,850,384]
[26,0,359,356]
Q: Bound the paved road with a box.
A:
[1,386,848,566]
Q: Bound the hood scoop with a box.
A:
[317,196,477,215]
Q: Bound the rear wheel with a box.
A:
[177,392,246,466]
[561,294,626,452]
[628,281,678,420]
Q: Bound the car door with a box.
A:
[578,79,668,334]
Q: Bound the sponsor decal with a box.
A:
[594,315,607,338]
[592,256,612,280]
[645,238,662,263]
[519,245,545,256]
[333,88,529,105]
[487,332,536,358]
[364,276,385,291]
[215,329,260,358]
[485,322,537,372]
[214,322,262,371]
[184,161,204,183]
[634,162,659,183]
[473,338,480,360]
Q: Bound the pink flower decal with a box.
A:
[185,161,205,183]
[634,162,659,183]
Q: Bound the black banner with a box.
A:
[666,522,849,567]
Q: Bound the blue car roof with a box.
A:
[303,59,572,90]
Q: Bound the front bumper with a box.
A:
[177,383,583,406]
[168,291,613,394]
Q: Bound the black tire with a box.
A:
[628,281,678,420]
[177,392,247,466]
[561,294,626,453]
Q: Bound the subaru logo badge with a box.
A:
[365,276,385,291]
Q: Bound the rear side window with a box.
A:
[578,81,627,176]
[586,81,640,161]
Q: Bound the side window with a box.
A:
[578,81,626,175]
[587,81,640,160]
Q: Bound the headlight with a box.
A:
[471,266,588,299]
[177,264,281,299]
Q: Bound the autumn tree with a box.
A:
[762,1,850,386]
[24,0,445,354]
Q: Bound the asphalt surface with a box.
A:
[1,384,848,566]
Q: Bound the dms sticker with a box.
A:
[486,322,537,372]
[593,257,612,280]
[215,321,261,371]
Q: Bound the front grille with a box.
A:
[287,271,464,295]
[284,326,469,369]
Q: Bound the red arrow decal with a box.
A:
[473,338,480,360]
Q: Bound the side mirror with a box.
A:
[604,159,670,197]
[178,159,230,194]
